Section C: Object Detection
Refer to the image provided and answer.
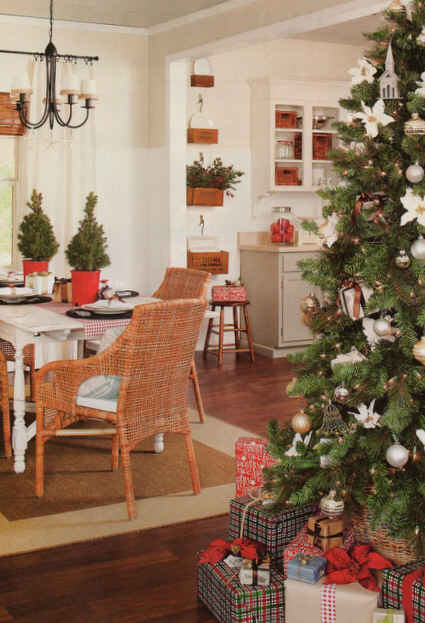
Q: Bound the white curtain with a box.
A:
[15,59,97,365]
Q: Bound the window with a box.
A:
[0,137,17,266]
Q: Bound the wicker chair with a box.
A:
[0,350,11,458]
[34,298,207,520]
[153,267,210,424]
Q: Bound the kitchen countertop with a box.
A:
[238,232,322,253]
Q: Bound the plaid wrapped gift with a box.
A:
[229,497,317,569]
[198,560,285,622]
[235,437,276,497]
[382,563,425,623]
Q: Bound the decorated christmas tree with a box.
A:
[18,189,59,261]
[66,192,110,271]
[265,0,425,556]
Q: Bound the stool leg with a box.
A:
[218,306,225,366]
[243,305,255,362]
[233,305,240,357]
[190,361,206,423]
[203,306,215,359]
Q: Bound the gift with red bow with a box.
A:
[324,544,393,592]
[381,562,425,623]
[198,536,264,566]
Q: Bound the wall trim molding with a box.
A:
[167,0,387,60]
[0,13,148,35]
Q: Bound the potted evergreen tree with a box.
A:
[18,189,59,279]
[65,192,110,306]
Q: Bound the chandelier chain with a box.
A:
[49,0,54,43]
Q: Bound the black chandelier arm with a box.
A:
[0,49,99,63]
[16,57,52,129]
[54,106,90,129]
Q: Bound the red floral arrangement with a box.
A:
[198,537,265,565]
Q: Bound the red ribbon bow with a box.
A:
[198,537,264,566]
[401,567,425,623]
[324,544,393,591]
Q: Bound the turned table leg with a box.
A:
[12,343,28,473]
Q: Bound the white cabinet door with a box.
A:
[281,273,316,344]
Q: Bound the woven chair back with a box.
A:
[153,267,210,301]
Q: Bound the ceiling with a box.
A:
[0,0,231,28]
[293,13,386,47]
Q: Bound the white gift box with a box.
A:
[338,282,375,320]
[373,608,405,623]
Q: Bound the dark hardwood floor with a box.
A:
[0,353,297,622]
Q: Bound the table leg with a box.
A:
[12,345,28,473]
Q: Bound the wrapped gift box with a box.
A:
[212,285,247,302]
[307,515,344,552]
[229,497,317,569]
[381,563,425,623]
[373,607,405,622]
[285,577,378,623]
[235,437,276,497]
[239,557,271,586]
[283,525,354,576]
[198,560,285,622]
[286,553,327,584]
[338,281,375,320]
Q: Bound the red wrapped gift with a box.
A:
[235,437,276,497]
[212,285,247,302]
[283,524,355,577]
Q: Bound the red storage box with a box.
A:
[275,110,298,129]
[313,133,333,160]
[212,285,247,302]
[275,166,299,186]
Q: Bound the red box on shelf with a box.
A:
[275,166,299,186]
[275,110,298,129]
[212,285,247,302]
[313,133,333,160]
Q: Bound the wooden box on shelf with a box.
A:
[275,166,299,186]
[187,128,218,144]
[313,133,333,160]
[186,187,224,206]
[0,93,25,135]
[275,110,298,129]
[187,250,229,274]
[190,75,214,87]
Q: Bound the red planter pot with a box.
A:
[22,260,49,280]
[71,270,100,307]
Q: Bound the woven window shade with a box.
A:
[0,93,25,136]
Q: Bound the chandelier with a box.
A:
[1,0,99,130]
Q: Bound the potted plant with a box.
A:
[186,156,244,206]
[65,192,110,306]
[18,189,59,279]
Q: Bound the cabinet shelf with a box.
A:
[312,129,338,134]
[275,159,303,164]
[275,128,303,133]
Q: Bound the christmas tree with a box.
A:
[66,192,110,271]
[265,0,425,556]
[18,189,59,261]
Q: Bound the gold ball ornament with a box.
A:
[300,292,320,315]
[413,336,425,366]
[395,249,411,269]
[291,410,312,435]
[334,385,350,403]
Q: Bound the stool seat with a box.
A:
[203,300,255,365]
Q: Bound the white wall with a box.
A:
[0,20,149,293]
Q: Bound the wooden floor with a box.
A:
[0,353,298,622]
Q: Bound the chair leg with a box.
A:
[120,445,137,520]
[233,305,240,356]
[2,397,11,458]
[184,432,201,495]
[203,306,215,359]
[243,305,255,363]
[190,361,205,423]
[35,429,45,498]
[154,433,164,453]
[112,434,119,471]
[218,306,225,366]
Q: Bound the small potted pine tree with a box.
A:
[65,192,110,306]
[18,189,59,279]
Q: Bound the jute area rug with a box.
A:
[0,410,258,556]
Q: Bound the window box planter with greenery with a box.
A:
[18,189,59,279]
[186,156,243,207]
[65,192,110,307]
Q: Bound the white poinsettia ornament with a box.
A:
[416,72,425,97]
[400,188,425,227]
[348,58,377,85]
[331,347,367,370]
[362,317,395,347]
[285,432,312,457]
[354,100,395,138]
[349,399,381,428]
[319,213,340,247]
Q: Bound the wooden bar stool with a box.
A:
[203,301,255,365]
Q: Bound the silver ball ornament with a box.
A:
[386,442,409,469]
[320,490,345,519]
[334,385,349,403]
[406,162,425,184]
[411,235,425,261]
[373,316,392,337]
[395,249,411,269]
